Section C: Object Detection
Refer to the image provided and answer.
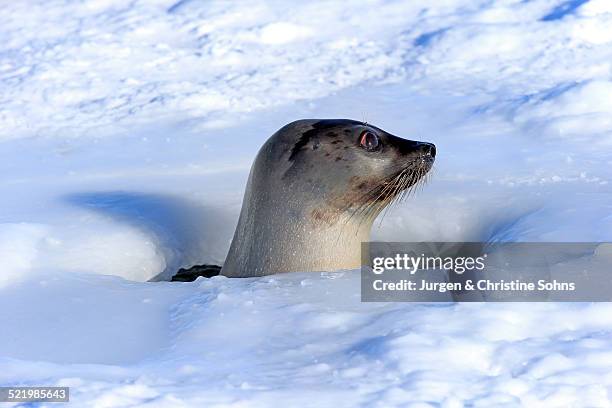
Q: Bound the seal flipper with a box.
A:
[171,264,221,281]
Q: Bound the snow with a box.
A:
[1,0,612,406]
[2,273,612,406]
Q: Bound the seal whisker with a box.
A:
[348,168,405,221]
[336,174,401,238]
[363,167,408,222]
[371,166,415,226]
[377,168,415,226]
[375,161,434,226]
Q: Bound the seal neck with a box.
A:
[221,194,373,277]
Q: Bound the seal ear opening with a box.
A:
[311,137,321,150]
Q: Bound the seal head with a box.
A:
[221,119,435,277]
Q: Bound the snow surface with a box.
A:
[1,0,612,406]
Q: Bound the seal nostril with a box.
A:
[420,143,435,158]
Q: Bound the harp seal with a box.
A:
[221,119,435,278]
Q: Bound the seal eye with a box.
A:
[359,131,380,151]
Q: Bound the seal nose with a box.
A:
[419,142,436,159]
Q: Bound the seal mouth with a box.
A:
[421,154,435,168]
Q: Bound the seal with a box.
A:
[220,119,435,278]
